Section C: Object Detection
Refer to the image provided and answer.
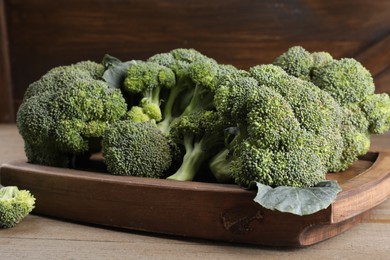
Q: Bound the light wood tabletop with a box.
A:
[0,124,389,259]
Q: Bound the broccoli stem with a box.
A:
[158,86,185,135]
[1,186,16,200]
[181,85,214,117]
[209,148,234,183]
[167,137,208,181]
[144,87,161,106]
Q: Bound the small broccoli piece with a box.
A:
[311,58,375,105]
[147,48,237,135]
[360,94,390,134]
[17,64,128,167]
[167,110,225,181]
[126,106,152,122]
[102,121,173,177]
[123,61,176,122]
[273,46,314,80]
[333,105,370,171]
[73,60,105,79]
[311,51,333,70]
[0,186,35,228]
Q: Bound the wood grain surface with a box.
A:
[0,125,389,258]
[1,0,390,122]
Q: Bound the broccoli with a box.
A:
[360,94,390,134]
[17,62,128,167]
[145,48,239,135]
[321,104,370,172]
[0,186,35,228]
[249,64,344,172]
[211,75,327,187]
[311,51,333,70]
[23,61,105,101]
[311,58,375,105]
[167,110,226,181]
[273,46,390,170]
[123,61,176,122]
[273,46,314,80]
[102,121,173,177]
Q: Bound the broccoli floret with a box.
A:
[139,49,238,135]
[211,74,327,187]
[311,58,375,105]
[231,139,325,187]
[17,63,128,167]
[0,186,35,228]
[102,121,173,177]
[273,46,314,80]
[249,64,344,172]
[334,105,370,171]
[167,110,226,181]
[125,106,152,122]
[360,94,390,134]
[123,61,176,122]
[74,60,105,79]
[311,51,333,70]
[23,61,105,101]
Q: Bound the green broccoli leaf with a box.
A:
[102,54,138,89]
[253,180,342,216]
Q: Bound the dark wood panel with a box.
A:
[4,0,390,118]
[0,0,14,122]
[355,34,390,77]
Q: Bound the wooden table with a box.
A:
[0,124,389,259]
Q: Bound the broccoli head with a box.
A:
[17,63,127,167]
[311,58,375,105]
[0,186,35,228]
[249,64,344,172]
[273,46,314,80]
[102,121,173,177]
[211,75,327,187]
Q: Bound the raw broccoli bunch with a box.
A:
[0,186,35,228]
[17,61,128,167]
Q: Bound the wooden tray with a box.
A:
[1,151,390,247]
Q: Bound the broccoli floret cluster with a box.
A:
[272,46,390,171]
[0,186,35,228]
[102,121,172,177]
[16,47,390,190]
[17,61,127,167]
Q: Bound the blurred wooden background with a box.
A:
[1,0,389,122]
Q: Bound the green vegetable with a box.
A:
[0,186,35,228]
[102,121,173,177]
[17,62,128,167]
[167,110,226,181]
[16,47,390,216]
[312,58,375,105]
